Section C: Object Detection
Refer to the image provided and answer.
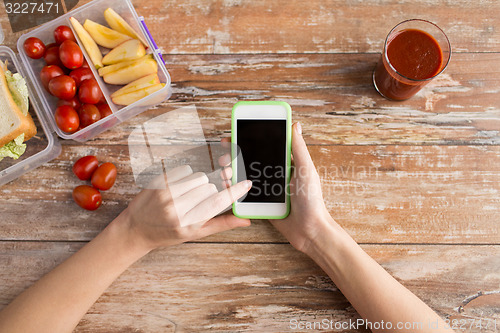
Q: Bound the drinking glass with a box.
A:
[373,19,451,101]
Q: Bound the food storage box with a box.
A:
[0,0,171,186]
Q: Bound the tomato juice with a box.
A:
[373,20,450,101]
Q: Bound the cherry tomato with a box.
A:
[49,75,76,100]
[59,40,83,70]
[73,185,102,211]
[57,96,81,110]
[69,67,94,87]
[54,105,79,133]
[79,79,102,104]
[40,65,64,91]
[91,162,117,191]
[79,104,101,128]
[24,37,46,59]
[45,42,58,49]
[54,25,76,45]
[96,103,112,118]
[98,93,106,104]
[81,60,90,69]
[73,155,99,180]
[44,45,63,67]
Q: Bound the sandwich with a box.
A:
[0,59,36,162]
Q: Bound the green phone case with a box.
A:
[231,101,292,219]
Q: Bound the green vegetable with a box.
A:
[5,70,29,115]
[0,61,31,162]
[0,133,26,162]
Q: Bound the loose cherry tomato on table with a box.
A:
[44,45,63,67]
[91,162,117,191]
[73,155,99,180]
[40,65,64,91]
[79,104,101,128]
[24,37,46,59]
[73,185,102,211]
[57,96,81,110]
[54,25,76,45]
[79,79,102,104]
[96,103,112,118]
[49,75,76,100]
[59,40,83,70]
[69,67,94,87]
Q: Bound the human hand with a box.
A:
[122,164,252,252]
[270,122,335,253]
[219,123,336,254]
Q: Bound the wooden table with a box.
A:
[1,0,499,332]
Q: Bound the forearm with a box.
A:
[0,209,150,333]
[307,218,453,333]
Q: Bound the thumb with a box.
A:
[199,214,251,238]
[291,122,314,169]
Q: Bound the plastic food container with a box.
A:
[0,0,171,186]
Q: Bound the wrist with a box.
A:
[107,209,155,259]
[303,214,350,260]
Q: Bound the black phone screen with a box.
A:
[236,119,287,203]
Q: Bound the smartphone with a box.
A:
[231,101,292,219]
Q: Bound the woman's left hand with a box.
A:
[122,164,252,252]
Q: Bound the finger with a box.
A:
[218,153,231,167]
[168,172,209,198]
[183,180,252,225]
[291,122,314,169]
[197,214,251,239]
[174,183,218,218]
[220,166,232,180]
[221,179,232,189]
[146,165,193,189]
[166,165,194,183]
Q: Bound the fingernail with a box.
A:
[297,122,302,135]
[245,180,252,188]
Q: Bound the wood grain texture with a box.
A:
[1,144,499,244]
[4,53,493,147]
[0,0,498,330]
[0,242,498,332]
[163,53,500,145]
[1,0,499,53]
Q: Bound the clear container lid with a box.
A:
[0,0,171,186]
[0,46,62,186]
[0,23,4,44]
[16,0,172,142]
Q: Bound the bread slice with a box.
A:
[0,64,36,148]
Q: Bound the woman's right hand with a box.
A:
[219,122,338,254]
[268,122,337,254]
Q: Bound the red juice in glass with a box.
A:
[373,19,451,101]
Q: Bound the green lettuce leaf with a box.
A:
[0,134,26,162]
[0,61,31,162]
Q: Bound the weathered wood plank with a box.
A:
[1,0,499,53]
[0,242,498,332]
[163,53,500,146]
[16,53,496,147]
[1,144,499,244]
[0,2,497,333]
[0,53,497,148]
